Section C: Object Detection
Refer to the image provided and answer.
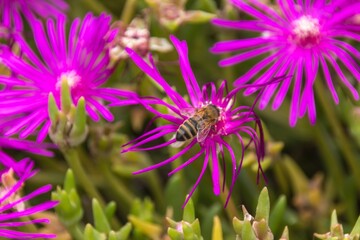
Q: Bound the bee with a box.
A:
[172,104,220,147]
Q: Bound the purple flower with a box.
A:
[211,0,360,126]
[0,0,68,32]
[122,35,268,206]
[0,13,137,142]
[0,157,57,239]
[0,136,55,160]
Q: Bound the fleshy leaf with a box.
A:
[212,216,223,240]
[93,199,111,233]
[255,187,270,222]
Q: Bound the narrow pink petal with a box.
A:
[219,45,274,67]
[170,35,202,106]
[85,104,100,121]
[326,3,360,26]
[0,218,50,227]
[234,51,281,85]
[210,37,269,53]
[331,39,360,59]
[276,0,300,21]
[133,140,197,174]
[168,149,205,176]
[299,54,318,119]
[86,98,114,121]
[183,147,210,208]
[258,56,291,109]
[0,229,55,239]
[331,46,360,80]
[211,19,267,32]
[210,142,221,195]
[124,129,176,152]
[289,59,303,127]
[231,0,285,29]
[247,0,287,24]
[326,53,359,100]
[272,61,296,110]
[126,48,190,109]
[319,55,338,104]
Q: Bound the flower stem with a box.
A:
[313,123,357,222]
[141,159,166,210]
[79,0,110,15]
[121,0,137,24]
[314,80,360,190]
[18,216,39,237]
[67,224,84,240]
[219,177,239,220]
[99,160,135,208]
[209,158,239,220]
[62,147,106,206]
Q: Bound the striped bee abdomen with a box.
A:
[176,117,198,141]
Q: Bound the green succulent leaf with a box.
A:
[183,195,195,222]
[93,199,111,233]
[255,187,270,222]
[242,220,257,240]
[211,216,223,240]
[84,224,106,240]
[350,216,360,237]
[269,195,287,235]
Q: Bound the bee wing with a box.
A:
[196,121,211,143]
[180,108,196,117]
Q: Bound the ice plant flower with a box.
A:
[0,13,137,142]
[211,0,360,126]
[107,17,173,64]
[0,0,68,32]
[122,35,267,207]
[0,157,57,239]
[0,136,55,160]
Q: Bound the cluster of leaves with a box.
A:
[53,171,360,240]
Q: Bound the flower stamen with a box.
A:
[291,15,321,48]
[56,71,81,90]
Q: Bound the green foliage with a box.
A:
[52,169,83,227]
[48,79,88,148]
[10,0,360,239]
[314,210,360,240]
[233,187,288,240]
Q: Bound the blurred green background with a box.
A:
[7,0,360,239]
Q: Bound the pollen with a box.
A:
[56,70,81,90]
[291,15,321,48]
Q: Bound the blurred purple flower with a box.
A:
[0,136,55,160]
[0,157,57,239]
[211,0,360,126]
[0,13,137,142]
[0,0,68,31]
[122,35,268,207]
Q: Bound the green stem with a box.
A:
[99,161,135,208]
[67,224,84,240]
[219,178,239,220]
[142,163,166,210]
[62,147,105,206]
[18,216,40,238]
[121,0,137,24]
[315,80,360,190]
[209,157,239,220]
[313,123,357,222]
[80,0,110,15]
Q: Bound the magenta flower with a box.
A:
[0,13,137,142]
[0,157,57,239]
[0,0,68,32]
[211,0,360,126]
[122,35,268,206]
[0,136,55,159]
